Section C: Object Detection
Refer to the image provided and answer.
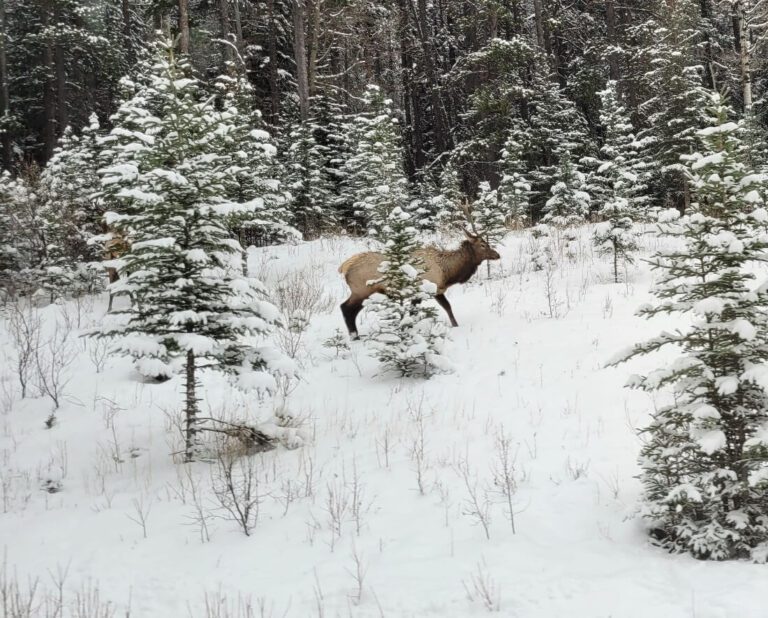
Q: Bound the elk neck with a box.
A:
[443,241,480,286]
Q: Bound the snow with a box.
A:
[698,122,739,137]
[115,187,162,203]
[132,237,176,251]
[1,228,767,617]
[695,429,727,454]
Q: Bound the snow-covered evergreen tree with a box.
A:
[592,82,644,281]
[742,105,768,175]
[0,172,23,288]
[542,153,590,227]
[425,159,464,227]
[0,169,46,294]
[592,81,650,216]
[38,115,105,298]
[593,198,638,283]
[611,97,768,561]
[637,0,709,209]
[285,120,335,238]
[96,41,293,461]
[528,70,593,209]
[497,130,531,226]
[471,182,506,246]
[343,85,411,236]
[364,206,450,377]
[310,94,353,227]
[214,68,295,251]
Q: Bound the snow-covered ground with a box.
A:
[1,227,766,617]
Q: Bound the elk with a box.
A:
[103,233,130,312]
[338,230,501,338]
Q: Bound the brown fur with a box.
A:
[104,234,131,312]
[339,232,500,337]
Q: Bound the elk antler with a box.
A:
[459,200,480,237]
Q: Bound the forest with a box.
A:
[1,1,768,617]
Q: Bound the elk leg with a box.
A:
[435,294,458,327]
[107,267,118,313]
[340,300,363,339]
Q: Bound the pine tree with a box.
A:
[742,104,768,174]
[0,172,22,288]
[343,85,411,237]
[542,153,590,227]
[593,198,638,283]
[468,181,508,277]
[38,115,105,298]
[592,82,644,281]
[213,68,295,253]
[0,167,46,293]
[497,130,531,226]
[96,41,293,462]
[364,205,450,377]
[528,70,593,212]
[426,159,464,227]
[637,0,710,210]
[610,96,768,561]
[284,120,335,238]
[310,94,353,227]
[592,82,650,215]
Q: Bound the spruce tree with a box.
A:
[497,130,532,226]
[343,85,411,237]
[38,115,105,298]
[637,0,709,210]
[468,181,508,277]
[610,96,768,561]
[0,172,22,289]
[213,68,295,253]
[364,205,450,377]
[285,120,335,238]
[0,169,46,294]
[592,82,644,281]
[592,81,650,216]
[593,198,638,283]
[542,153,591,227]
[528,70,593,211]
[96,41,292,462]
[428,159,464,227]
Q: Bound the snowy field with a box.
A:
[1,227,766,618]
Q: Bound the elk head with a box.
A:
[463,229,500,261]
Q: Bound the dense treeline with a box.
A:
[2,0,767,213]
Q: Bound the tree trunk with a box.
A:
[533,0,545,50]
[231,0,244,52]
[41,0,56,160]
[122,0,134,65]
[605,0,619,81]
[734,1,752,111]
[184,349,199,462]
[414,0,451,155]
[699,0,717,90]
[306,0,320,97]
[398,0,422,176]
[267,0,280,123]
[218,0,234,65]
[0,0,10,169]
[53,0,68,135]
[178,0,190,54]
[293,0,309,121]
